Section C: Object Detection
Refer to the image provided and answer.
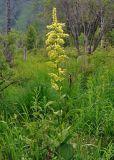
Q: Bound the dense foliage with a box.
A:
[26,25,37,50]
[0,47,114,160]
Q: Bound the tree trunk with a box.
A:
[5,0,13,67]
[84,34,92,54]
[74,35,80,56]
[3,42,13,67]
[23,48,27,61]
[6,0,11,33]
[100,8,105,48]
[5,51,13,65]
[85,34,88,53]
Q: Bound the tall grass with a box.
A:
[0,48,114,159]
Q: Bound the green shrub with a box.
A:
[26,25,37,50]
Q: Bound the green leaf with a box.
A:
[57,143,74,160]
[45,101,55,107]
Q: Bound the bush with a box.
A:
[26,25,37,50]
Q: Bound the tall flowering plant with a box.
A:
[46,8,69,92]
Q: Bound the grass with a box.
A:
[0,48,114,159]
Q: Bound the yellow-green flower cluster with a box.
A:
[46,8,69,91]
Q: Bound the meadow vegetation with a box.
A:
[0,44,114,159]
[0,3,114,160]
